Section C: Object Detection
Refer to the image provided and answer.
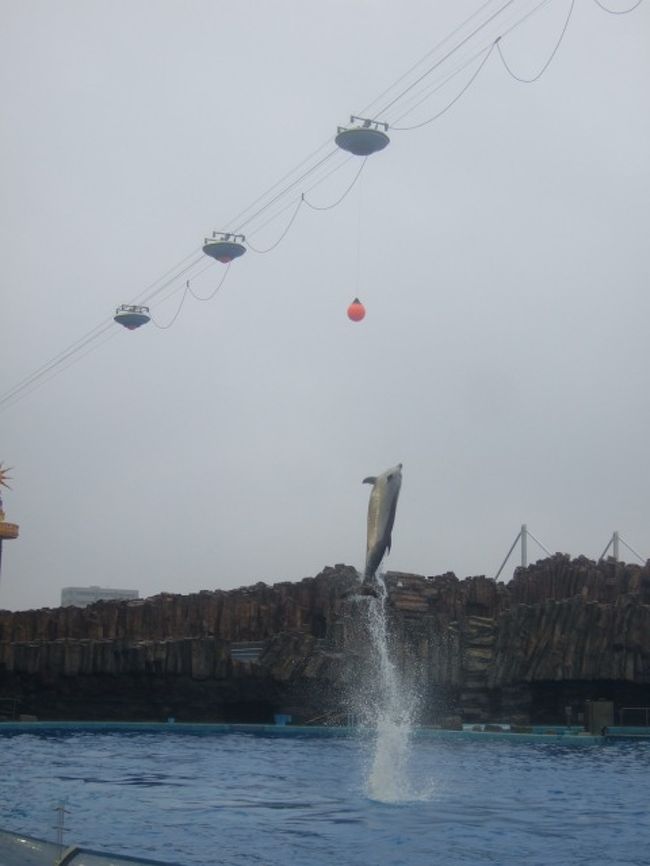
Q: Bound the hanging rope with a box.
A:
[355,163,363,297]
[361,0,498,120]
[137,254,205,307]
[187,263,232,301]
[592,0,644,12]
[497,0,575,84]
[302,159,368,211]
[246,197,304,253]
[150,282,191,329]
[233,150,338,233]
[376,0,519,119]
[391,43,496,131]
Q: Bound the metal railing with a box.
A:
[230,641,265,662]
[0,698,19,720]
[620,707,650,727]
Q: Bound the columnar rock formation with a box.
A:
[0,555,649,723]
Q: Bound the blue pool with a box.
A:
[0,727,648,866]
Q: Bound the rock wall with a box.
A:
[0,565,358,643]
[377,560,650,723]
[1,556,649,723]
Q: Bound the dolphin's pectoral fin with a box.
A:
[386,535,392,555]
[362,476,377,485]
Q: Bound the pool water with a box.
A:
[0,730,648,866]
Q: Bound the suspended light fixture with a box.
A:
[335,116,389,157]
[202,232,247,264]
[114,305,151,330]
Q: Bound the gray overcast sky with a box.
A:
[1,0,648,611]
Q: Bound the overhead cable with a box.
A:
[137,255,205,307]
[1,0,644,414]
[239,155,355,244]
[241,153,353,238]
[0,321,115,411]
[224,140,334,233]
[229,0,515,231]
[0,254,206,410]
[391,44,496,130]
[231,0,555,233]
[302,159,368,211]
[0,327,120,413]
[388,0,555,127]
[151,283,190,330]
[188,264,232,301]
[245,198,305,254]
[371,0,519,119]
[383,0,559,126]
[130,247,204,305]
[497,0,575,83]
[592,0,644,12]
[359,0,499,119]
[151,264,233,328]
[232,150,339,234]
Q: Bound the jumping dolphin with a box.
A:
[363,463,402,585]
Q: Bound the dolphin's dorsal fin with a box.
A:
[362,476,377,485]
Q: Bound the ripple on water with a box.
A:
[0,732,649,866]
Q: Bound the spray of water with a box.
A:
[352,575,429,803]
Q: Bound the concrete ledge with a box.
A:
[0,719,606,745]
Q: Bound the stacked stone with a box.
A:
[0,565,358,643]
[1,557,649,723]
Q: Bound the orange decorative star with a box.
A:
[0,463,13,490]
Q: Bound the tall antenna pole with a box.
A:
[494,524,553,580]
[598,530,646,564]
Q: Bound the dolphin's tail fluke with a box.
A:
[362,567,377,586]
[341,570,379,599]
[364,548,383,585]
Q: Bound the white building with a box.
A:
[61,586,139,607]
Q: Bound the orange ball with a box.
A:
[347,298,366,322]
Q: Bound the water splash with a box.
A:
[354,575,429,803]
